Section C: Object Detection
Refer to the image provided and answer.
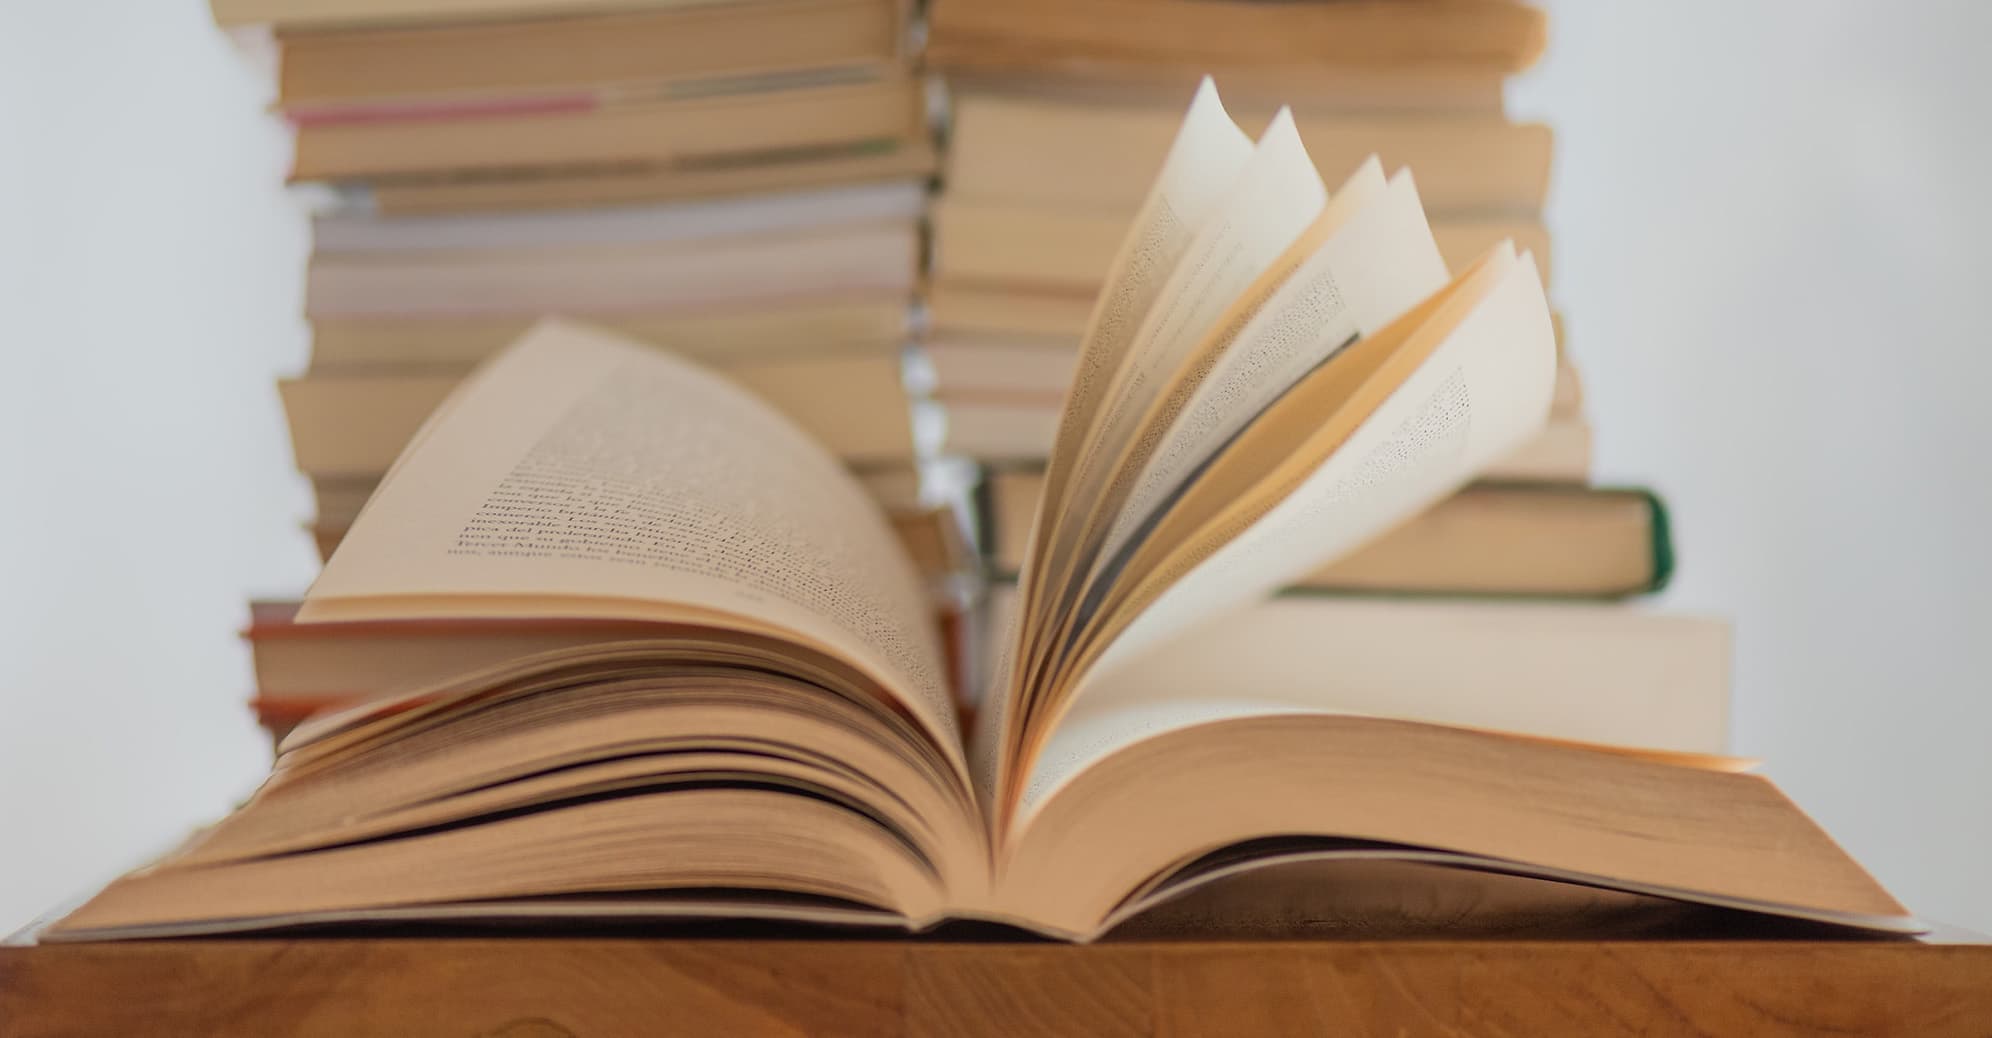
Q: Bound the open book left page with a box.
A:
[47,321,992,939]
[299,319,964,764]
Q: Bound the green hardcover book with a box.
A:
[981,467,1673,600]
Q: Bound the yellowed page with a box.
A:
[1004,248,1556,811]
[1027,77,1253,537]
[1057,109,1327,548]
[1000,253,1514,789]
[1097,248,1557,677]
[1099,167,1448,571]
[300,320,961,763]
[1016,108,1329,747]
[981,77,1253,796]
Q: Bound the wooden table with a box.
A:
[7,926,1992,1036]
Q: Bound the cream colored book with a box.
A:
[358,139,938,216]
[310,181,927,255]
[52,81,1911,942]
[310,297,913,371]
[925,282,1098,339]
[978,586,1726,756]
[281,345,931,476]
[925,0,1547,80]
[931,197,1552,292]
[939,67,1509,118]
[942,399,1591,482]
[305,220,919,318]
[947,91,1552,215]
[215,0,740,30]
[1493,417,1593,483]
[275,0,905,111]
[922,336,1081,402]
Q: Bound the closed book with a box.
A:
[940,66,1510,118]
[216,0,776,30]
[310,297,913,371]
[292,75,926,182]
[932,198,1551,294]
[354,138,937,215]
[978,585,1725,755]
[946,92,1551,217]
[277,0,906,116]
[987,471,1666,598]
[280,346,931,477]
[306,220,918,319]
[311,180,926,254]
[926,0,1547,78]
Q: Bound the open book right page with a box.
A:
[1023,247,1559,811]
[1094,167,1449,573]
[1110,248,1555,670]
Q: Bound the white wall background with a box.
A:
[1,1,1988,934]
[1509,0,1992,935]
[0,3,317,929]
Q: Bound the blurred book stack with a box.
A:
[213,0,979,738]
[924,0,1584,476]
[925,0,1720,722]
[224,0,1726,755]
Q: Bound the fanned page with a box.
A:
[1019,247,1559,808]
[1097,247,1556,676]
[978,76,1253,793]
[989,82,1560,814]
[300,320,962,763]
[1005,105,1331,799]
[1026,110,1329,685]
[1095,168,1449,573]
[1050,109,1326,565]
[1023,78,1253,557]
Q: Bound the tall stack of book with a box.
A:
[925,0,1718,722]
[226,0,1722,760]
[925,0,1584,477]
[215,0,977,737]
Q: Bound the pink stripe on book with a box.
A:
[285,93,597,127]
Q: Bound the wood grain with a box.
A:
[5,937,1991,1037]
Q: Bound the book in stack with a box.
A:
[224,0,980,708]
[49,82,1916,942]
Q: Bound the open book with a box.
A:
[51,81,1913,941]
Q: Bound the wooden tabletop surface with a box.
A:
[6,927,1992,1037]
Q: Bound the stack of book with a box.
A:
[923,0,1714,720]
[218,0,981,735]
[925,0,1585,478]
